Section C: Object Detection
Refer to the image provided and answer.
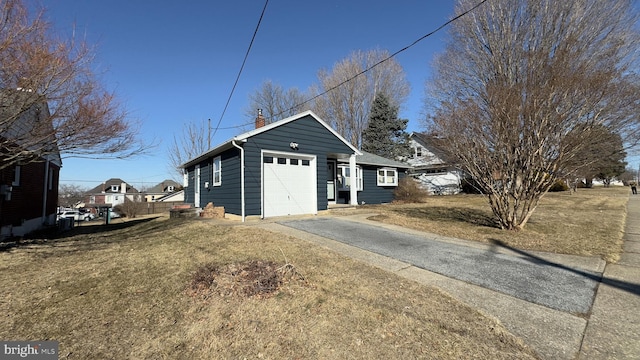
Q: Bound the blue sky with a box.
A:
[37,0,456,189]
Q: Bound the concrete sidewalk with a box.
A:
[254,195,640,359]
[579,194,640,359]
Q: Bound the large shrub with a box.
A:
[548,179,569,192]
[393,177,429,203]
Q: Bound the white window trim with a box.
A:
[11,165,21,186]
[111,185,120,192]
[377,168,398,186]
[213,156,222,186]
[337,164,363,191]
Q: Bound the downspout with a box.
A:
[42,159,50,224]
[231,139,246,222]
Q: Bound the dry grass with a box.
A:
[363,186,628,262]
[0,217,537,359]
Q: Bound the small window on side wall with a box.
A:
[11,165,21,186]
[377,168,398,186]
[213,156,222,186]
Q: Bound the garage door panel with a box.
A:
[263,154,316,217]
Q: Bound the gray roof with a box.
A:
[354,150,412,168]
[86,178,139,194]
[146,179,180,194]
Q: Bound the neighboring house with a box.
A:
[83,178,141,209]
[181,110,410,221]
[0,91,61,239]
[406,132,463,195]
[155,189,184,202]
[144,180,181,202]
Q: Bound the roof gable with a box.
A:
[147,179,180,193]
[86,178,139,194]
[410,132,455,164]
[181,110,361,168]
[0,90,61,166]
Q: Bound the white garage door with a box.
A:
[263,153,317,217]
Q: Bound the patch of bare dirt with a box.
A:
[188,259,307,299]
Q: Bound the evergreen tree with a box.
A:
[362,94,411,159]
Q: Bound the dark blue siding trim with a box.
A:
[184,165,195,205]
[355,166,406,205]
[183,149,241,213]
[185,114,390,216]
[199,148,241,214]
[242,115,353,216]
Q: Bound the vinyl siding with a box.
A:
[242,115,353,216]
[356,166,406,205]
[184,148,241,214]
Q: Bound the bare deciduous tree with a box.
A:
[0,0,145,171]
[425,0,640,230]
[312,49,410,148]
[119,196,143,218]
[167,119,210,179]
[57,183,87,208]
[245,80,309,124]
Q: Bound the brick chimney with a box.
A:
[255,109,265,129]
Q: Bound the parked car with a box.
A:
[57,210,93,222]
[98,209,121,219]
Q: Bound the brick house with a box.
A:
[0,92,61,239]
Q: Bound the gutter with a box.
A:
[231,138,246,222]
[41,159,50,224]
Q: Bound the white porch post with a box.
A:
[349,154,358,205]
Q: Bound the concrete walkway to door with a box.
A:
[253,196,640,360]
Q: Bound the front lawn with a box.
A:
[363,186,628,262]
[0,217,537,359]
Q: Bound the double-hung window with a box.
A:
[337,164,363,191]
[213,156,222,186]
[377,168,398,186]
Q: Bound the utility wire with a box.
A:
[211,0,269,140]
[273,0,488,119]
[213,0,487,132]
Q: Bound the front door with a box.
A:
[194,165,200,208]
[327,161,336,202]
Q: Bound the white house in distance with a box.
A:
[83,178,141,208]
[406,132,464,195]
[144,179,182,202]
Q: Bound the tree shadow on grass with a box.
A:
[490,238,640,297]
[0,216,181,254]
[389,206,498,228]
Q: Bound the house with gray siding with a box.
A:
[180,110,410,221]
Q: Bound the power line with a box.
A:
[211,0,487,133]
[273,0,488,119]
[211,0,269,140]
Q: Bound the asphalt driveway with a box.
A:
[280,217,601,314]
